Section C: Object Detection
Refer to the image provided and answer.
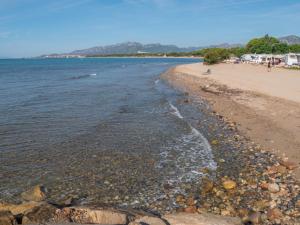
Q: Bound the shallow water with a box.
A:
[0,58,216,210]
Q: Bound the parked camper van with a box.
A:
[284,53,300,66]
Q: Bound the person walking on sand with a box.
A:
[267,60,271,72]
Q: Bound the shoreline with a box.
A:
[1,61,300,224]
[161,62,300,180]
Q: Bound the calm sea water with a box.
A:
[0,58,216,210]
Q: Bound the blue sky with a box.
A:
[1,0,300,58]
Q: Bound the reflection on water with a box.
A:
[0,58,215,211]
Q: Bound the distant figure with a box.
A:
[202,69,211,75]
[267,61,271,72]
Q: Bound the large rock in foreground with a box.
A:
[0,211,17,225]
[164,212,242,225]
[54,207,129,225]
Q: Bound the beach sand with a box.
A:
[162,62,300,179]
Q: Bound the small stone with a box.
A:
[223,180,237,190]
[267,208,283,221]
[220,209,231,216]
[211,139,219,145]
[237,208,248,218]
[0,211,16,225]
[176,195,185,204]
[253,200,269,211]
[201,178,214,194]
[260,182,269,190]
[21,185,46,202]
[186,197,196,206]
[268,183,280,193]
[184,206,197,213]
[280,160,298,170]
[296,199,300,208]
[248,212,262,224]
[268,165,287,174]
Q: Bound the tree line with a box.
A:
[189,35,300,64]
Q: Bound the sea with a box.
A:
[0,58,216,210]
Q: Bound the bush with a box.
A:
[204,48,230,64]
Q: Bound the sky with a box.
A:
[0,0,300,58]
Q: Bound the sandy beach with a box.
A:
[162,62,300,179]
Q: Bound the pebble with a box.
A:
[268,183,280,193]
[222,180,237,190]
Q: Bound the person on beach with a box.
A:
[267,60,271,72]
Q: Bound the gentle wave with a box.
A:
[157,102,217,190]
[169,102,184,119]
[69,73,97,80]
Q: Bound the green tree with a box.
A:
[271,43,289,54]
[246,35,280,54]
[204,48,230,64]
[229,47,247,57]
[289,44,300,53]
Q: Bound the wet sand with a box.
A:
[162,62,300,179]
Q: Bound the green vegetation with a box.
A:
[85,35,300,65]
[203,48,230,64]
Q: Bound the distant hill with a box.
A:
[70,42,199,55]
[279,35,300,45]
[39,35,300,58]
[41,41,244,57]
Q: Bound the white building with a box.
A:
[284,53,300,66]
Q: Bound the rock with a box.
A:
[260,182,269,190]
[0,201,42,216]
[222,180,237,190]
[129,216,167,225]
[164,212,242,225]
[0,211,17,225]
[211,139,219,145]
[201,178,214,194]
[280,160,298,170]
[296,199,300,208]
[253,200,269,211]
[268,165,287,174]
[247,212,262,224]
[267,208,283,221]
[186,197,196,206]
[237,208,249,218]
[268,183,280,193]
[21,185,46,202]
[55,207,128,225]
[175,195,185,204]
[22,203,57,224]
[184,206,197,213]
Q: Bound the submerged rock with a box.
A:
[222,180,237,190]
[21,185,46,202]
[201,178,214,194]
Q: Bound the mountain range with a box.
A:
[42,35,300,57]
[278,35,300,45]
